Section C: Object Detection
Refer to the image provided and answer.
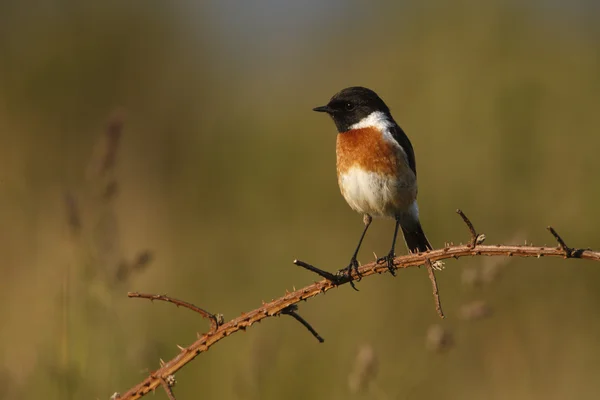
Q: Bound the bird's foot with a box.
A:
[336,257,361,291]
[377,251,397,276]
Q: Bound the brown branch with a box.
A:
[456,209,479,247]
[547,226,573,257]
[292,259,340,281]
[281,305,325,343]
[127,292,222,332]
[159,377,176,400]
[116,216,600,399]
[425,259,444,319]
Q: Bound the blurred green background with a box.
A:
[1,1,600,399]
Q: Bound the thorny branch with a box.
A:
[114,211,600,400]
[425,259,444,318]
[158,377,176,400]
[127,292,223,332]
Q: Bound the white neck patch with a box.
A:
[349,111,393,131]
[349,111,403,151]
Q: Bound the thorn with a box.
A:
[159,358,165,367]
[176,344,185,351]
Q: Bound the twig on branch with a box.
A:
[292,259,340,282]
[127,292,223,332]
[115,212,600,400]
[456,209,485,247]
[159,377,176,400]
[546,226,573,258]
[425,259,444,319]
[281,304,325,343]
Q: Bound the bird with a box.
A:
[313,86,432,283]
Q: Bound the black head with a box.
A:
[313,86,390,132]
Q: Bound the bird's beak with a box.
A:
[313,105,332,113]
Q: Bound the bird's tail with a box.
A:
[401,222,432,253]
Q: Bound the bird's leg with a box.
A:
[378,216,400,276]
[339,214,372,290]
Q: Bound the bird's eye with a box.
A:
[344,102,355,111]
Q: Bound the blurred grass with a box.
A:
[1,1,600,399]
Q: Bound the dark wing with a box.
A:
[389,124,417,177]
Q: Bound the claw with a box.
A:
[377,252,396,276]
[337,257,361,291]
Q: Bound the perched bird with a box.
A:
[313,86,431,282]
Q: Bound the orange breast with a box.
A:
[336,127,403,177]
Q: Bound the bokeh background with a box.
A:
[2,1,600,399]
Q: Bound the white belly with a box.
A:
[338,166,416,217]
